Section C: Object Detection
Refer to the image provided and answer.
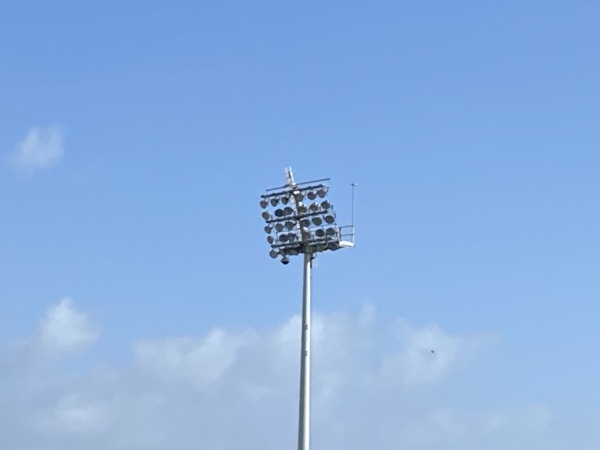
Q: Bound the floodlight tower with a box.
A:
[260,167,354,450]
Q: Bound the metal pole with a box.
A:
[297,252,312,450]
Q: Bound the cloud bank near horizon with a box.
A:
[0,298,584,450]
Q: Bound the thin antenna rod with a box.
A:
[285,166,296,187]
[351,182,357,226]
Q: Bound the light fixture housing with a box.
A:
[260,169,354,259]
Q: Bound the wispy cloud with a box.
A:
[35,297,99,355]
[13,297,100,361]
[0,298,584,450]
[9,126,64,173]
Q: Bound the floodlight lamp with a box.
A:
[275,209,285,217]
[281,195,290,205]
[283,206,294,216]
[260,199,268,208]
[267,236,275,244]
[321,200,331,210]
[307,191,317,200]
[270,198,279,207]
[324,214,335,224]
[309,203,319,212]
[298,205,308,215]
[315,229,325,238]
[317,188,327,198]
[326,227,337,236]
[316,243,327,252]
[312,217,323,226]
[300,219,311,227]
[285,221,295,230]
[295,192,304,202]
[275,223,285,232]
[269,249,279,258]
[280,234,289,242]
[301,227,312,240]
[287,233,297,242]
[262,211,271,220]
[264,225,273,234]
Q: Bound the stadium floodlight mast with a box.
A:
[259,166,354,450]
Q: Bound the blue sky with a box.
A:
[1,1,599,448]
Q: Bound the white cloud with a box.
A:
[0,298,593,450]
[36,393,108,435]
[23,297,99,358]
[9,126,64,172]
[133,328,259,390]
[379,319,477,386]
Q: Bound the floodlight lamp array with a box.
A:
[260,182,346,260]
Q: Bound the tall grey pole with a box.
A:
[297,252,312,450]
[261,167,353,450]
